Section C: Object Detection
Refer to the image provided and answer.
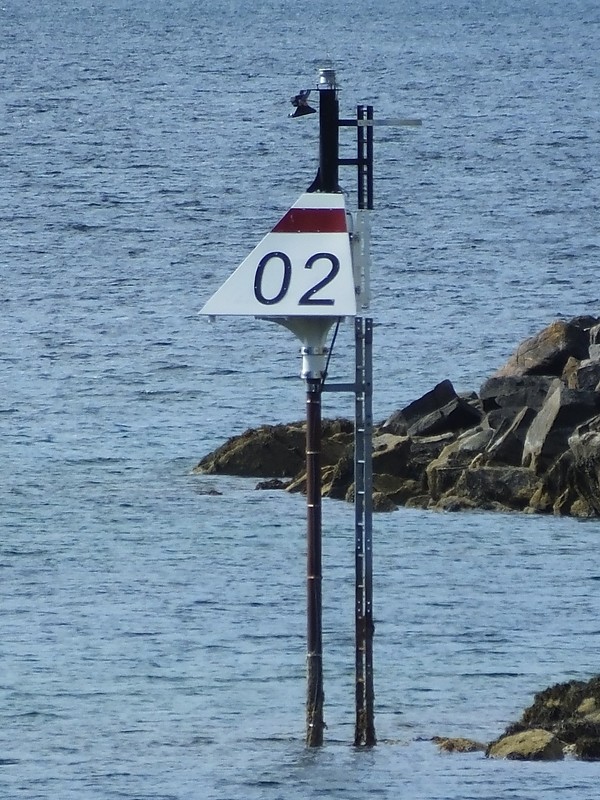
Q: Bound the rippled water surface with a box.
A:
[2,0,600,797]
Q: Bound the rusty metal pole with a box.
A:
[305,376,324,746]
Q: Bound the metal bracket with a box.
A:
[321,382,358,393]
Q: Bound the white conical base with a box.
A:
[272,316,340,380]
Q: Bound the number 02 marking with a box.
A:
[299,252,339,306]
[253,251,291,305]
[253,251,340,307]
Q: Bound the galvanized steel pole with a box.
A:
[353,317,376,747]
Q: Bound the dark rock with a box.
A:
[372,432,456,491]
[195,486,223,496]
[194,419,352,479]
[195,315,600,518]
[481,407,537,466]
[563,356,581,389]
[372,492,398,512]
[573,738,600,761]
[522,383,600,472]
[404,433,459,484]
[432,736,486,753]
[255,478,289,490]
[370,434,412,477]
[528,451,578,515]
[382,380,459,435]
[438,674,600,762]
[286,472,306,494]
[426,428,493,500]
[526,442,598,518]
[486,729,564,761]
[394,479,423,504]
[572,359,600,391]
[340,441,443,508]
[484,407,527,431]
[451,463,540,511]
[569,314,600,332]
[568,415,600,515]
[407,396,483,437]
[323,449,353,500]
[404,493,433,509]
[372,473,423,505]
[558,718,600,745]
[490,675,600,759]
[195,423,306,478]
[432,494,478,512]
[503,677,600,748]
[494,320,589,378]
[588,324,600,361]
[527,678,600,730]
[479,375,557,413]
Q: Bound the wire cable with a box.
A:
[320,318,341,388]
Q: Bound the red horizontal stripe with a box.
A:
[272,208,347,233]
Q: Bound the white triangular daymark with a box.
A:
[200,192,357,317]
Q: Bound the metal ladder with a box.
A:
[353,316,375,747]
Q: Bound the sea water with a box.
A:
[1,0,600,797]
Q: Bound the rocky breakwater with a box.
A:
[195,315,600,517]
[436,675,600,761]
[487,676,600,760]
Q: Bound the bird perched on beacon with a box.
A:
[289,89,316,117]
